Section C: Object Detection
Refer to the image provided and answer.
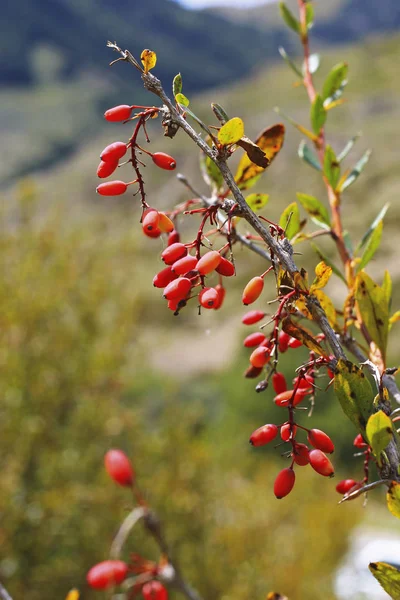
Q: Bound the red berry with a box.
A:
[249,424,278,446]
[280,422,297,442]
[199,287,219,309]
[336,479,358,494]
[274,389,308,407]
[163,277,192,301]
[142,209,160,234]
[153,267,178,288]
[309,449,334,477]
[242,310,265,325]
[196,251,222,276]
[213,284,225,310]
[158,213,175,234]
[161,243,187,265]
[274,468,295,499]
[100,141,127,162]
[152,152,177,170]
[97,159,118,178]
[167,299,179,311]
[307,429,335,454]
[272,372,287,394]
[292,443,310,466]
[295,374,314,390]
[142,581,168,600]
[244,364,263,378]
[171,255,198,275]
[87,560,128,590]
[168,230,180,245]
[97,180,128,196]
[242,276,264,305]
[353,434,368,448]
[104,105,133,122]
[216,257,235,277]
[243,332,266,348]
[278,330,291,353]
[104,449,134,486]
[288,337,302,349]
[249,346,271,368]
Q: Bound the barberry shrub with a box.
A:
[84,3,400,600]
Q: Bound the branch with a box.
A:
[0,582,13,600]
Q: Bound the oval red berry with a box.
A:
[87,560,128,590]
[274,468,295,499]
[104,449,134,486]
[104,105,133,122]
[152,152,177,171]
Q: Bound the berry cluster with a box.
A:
[86,450,169,599]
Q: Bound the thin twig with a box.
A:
[0,582,13,600]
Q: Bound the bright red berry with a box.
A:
[295,374,314,390]
[292,443,310,466]
[242,276,264,305]
[142,581,168,600]
[161,243,187,265]
[213,284,225,310]
[100,141,127,162]
[249,424,278,446]
[97,159,118,178]
[274,389,308,407]
[307,429,335,454]
[171,255,198,275]
[199,287,219,309]
[249,346,271,368]
[288,337,302,349]
[196,251,222,276]
[104,449,134,486]
[104,105,133,122]
[97,180,128,196]
[168,230,180,245]
[87,560,128,590]
[336,479,358,494]
[353,434,368,448]
[163,277,192,301]
[309,449,334,477]
[216,257,235,277]
[142,209,160,234]
[274,468,295,499]
[152,152,177,170]
[153,267,178,288]
[272,372,287,394]
[280,423,297,442]
[242,310,265,325]
[278,330,291,353]
[243,332,266,348]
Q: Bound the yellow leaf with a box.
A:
[355,272,390,364]
[234,124,285,191]
[390,311,400,326]
[334,359,373,432]
[369,561,400,598]
[366,410,393,466]
[218,117,245,145]
[175,92,189,107]
[310,261,332,291]
[387,481,400,519]
[141,49,157,73]
[65,590,79,600]
[245,193,269,211]
[313,289,337,327]
[282,317,328,356]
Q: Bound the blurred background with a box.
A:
[1,0,400,599]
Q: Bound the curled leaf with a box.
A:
[282,317,327,356]
[236,137,270,168]
[311,261,332,291]
[172,73,182,97]
[140,49,157,73]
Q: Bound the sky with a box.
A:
[176,0,274,8]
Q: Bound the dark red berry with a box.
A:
[213,284,225,310]
[243,332,266,348]
[336,479,358,494]
[104,449,134,486]
[142,581,168,600]
[309,449,334,477]
[288,337,302,349]
[242,310,265,325]
[168,230,180,245]
[244,364,263,378]
[104,105,133,122]
[100,142,127,162]
[216,257,235,277]
[280,422,297,442]
[307,429,335,454]
[249,346,271,368]
[272,372,287,394]
[292,443,310,466]
[152,152,177,170]
[249,424,278,446]
[278,330,291,353]
[97,159,118,178]
[353,434,368,448]
[274,468,295,499]
[87,560,128,590]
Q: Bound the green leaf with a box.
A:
[357,220,383,272]
[297,193,330,230]
[211,103,229,124]
[383,270,392,309]
[337,132,361,163]
[310,95,326,135]
[357,203,390,251]
[310,243,346,283]
[323,145,340,189]
[322,62,349,101]
[246,193,269,211]
[334,359,374,432]
[355,271,390,363]
[298,141,322,171]
[175,92,189,107]
[305,3,314,29]
[278,46,303,78]
[172,73,182,97]
[279,202,301,240]
[369,561,400,598]
[366,410,393,465]
[343,230,354,258]
[387,482,400,519]
[199,139,224,192]
[279,2,301,34]
[340,149,371,192]
[218,117,245,146]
